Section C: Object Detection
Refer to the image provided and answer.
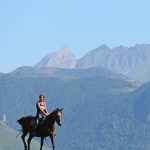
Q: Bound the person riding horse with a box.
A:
[17,94,63,150]
[33,94,49,135]
[17,108,63,150]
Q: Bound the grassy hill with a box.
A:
[8,66,124,79]
[0,124,49,150]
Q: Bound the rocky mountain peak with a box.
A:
[97,44,110,50]
[59,45,71,53]
[34,46,77,69]
[76,44,150,75]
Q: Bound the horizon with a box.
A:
[0,0,150,73]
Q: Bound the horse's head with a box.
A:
[54,108,63,126]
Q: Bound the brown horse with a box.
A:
[17,108,63,150]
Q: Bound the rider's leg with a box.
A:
[31,116,39,136]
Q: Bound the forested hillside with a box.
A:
[0,72,150,150]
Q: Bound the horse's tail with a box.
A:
[17,117,24,125]
[16,129,23,138]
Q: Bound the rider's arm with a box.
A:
[36,102,48,116]
[45,103,49,115]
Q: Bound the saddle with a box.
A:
[30,116,45,127]
[30,117,46,136]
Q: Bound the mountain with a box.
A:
[127,58,150,83]
[0,72,140,150]
[1,74,150,150]
[76,44,150,75]
[1,44,150,149]
[34,46,77,69]
[9,44,150,82]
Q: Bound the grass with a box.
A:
[0,124,50,150]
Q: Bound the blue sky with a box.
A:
[0,0,150,73]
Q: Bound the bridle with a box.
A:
[53,110,62,126]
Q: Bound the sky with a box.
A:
[0,0,150,73]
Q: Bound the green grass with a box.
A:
[0,125,50,150]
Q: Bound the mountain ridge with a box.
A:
[33,44,150,76]
[5,44,150,83]
[76,44,150,75]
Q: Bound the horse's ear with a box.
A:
[60,108,63,112]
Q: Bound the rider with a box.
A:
[33,94,49,135]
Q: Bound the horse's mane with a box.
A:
[45,110,55,121]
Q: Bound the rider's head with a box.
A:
[39,94,45,100]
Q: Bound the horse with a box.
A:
[17,108,63,150]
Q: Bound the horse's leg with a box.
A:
[21,132,28,150]
[40,137,44,150]
[50,135,55,150]
[27,134,33,150]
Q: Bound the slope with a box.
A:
[0,74,138,150]
[0,124,49,150]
